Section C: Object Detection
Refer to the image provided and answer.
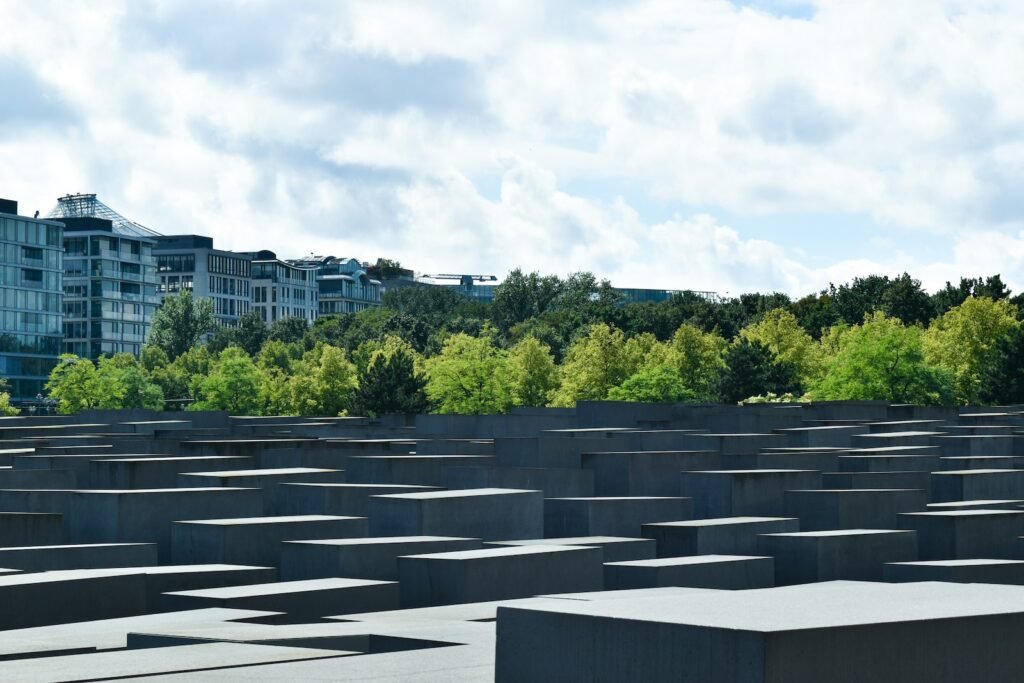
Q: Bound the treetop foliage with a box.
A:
[43,271,1024,416]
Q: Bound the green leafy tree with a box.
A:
[663,324,727,401]
[0,390,19,416]
[348,345,429,417]
[978,326,1024,405]
[191,347,263,414]
[46,355,100,414]
[608,365,696,403]
[207,311,268,356]
[506,336,559,407]
[811,313,954,405]
[551,324,630,407]
[425,332,511,414]
[268,316,310,345]
[739,308,822,387]
[286,344,359,416]
[94,354,164,410]
[923,297,1020,404]
[148,290,215,359]
[932,275,1012,316]
[791,292,841,339]
[716,339,801,404]
[881,273,934,326]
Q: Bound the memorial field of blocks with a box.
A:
[5,401,1024,679]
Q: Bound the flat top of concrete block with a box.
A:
[942,456,1021,460]
[0,542,152,552]
[544,427,636,434]
[934,468,1022,476]
[606,554,771,568]
[176,515,364,526]
[184,468,341,477]
[77,487,258,494]
[168,577,394,599]
[280,483,438,490]
[698,433,774,438]
[548,496,686,502]
[120,420,191,426]
[374,488,538,500]
[0,564,270,585]
[777,425,865,432]
[761,447,848,453]
[491,537,651,546]
[583,450,716,456]
[644,516,797,528]
[849,446,939,454]
[789,488,924,494]
[867,420,945,426]
[0,511,61,517]
[889,559,1024,567]
[762,529,913,538]
[93,456,249,463]
[928,499,1024,508]
[936,434,1015,439]
[285,536,478,547]
[350,455,490,461]
[504,580,1024,632]
[856,431,944,437]
[0,642,352,681]
[403,545,593,561]
[186,439,317,444]
[685,469,819,475]
[901,509,1024,518]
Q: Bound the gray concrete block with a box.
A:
[178,468,346,514]
[165,578,398,617]
[171,515,368,566]
[758,529,918,585]
[544,497,692,538]
[604,554,774,590]
[0,542,157,571]
[642,516,800,557]
[368,488,543,541]
[495,580,1024,682]
[884,559,1024,585]
[345,455,493,486]
[399,545,604,607]
[581,451,719,497]
[932,469,1024,502]
[784,489,928,531]
[280,536,482,580]
[275,483,441,517]
[442,465,594,498]
[0,512,65,546]
[897,510,1024,560]
[680,469,822,518]
[487,536,656,562]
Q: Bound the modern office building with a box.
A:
[48,194,159,360]
[0,198,64,403]
[616,288,720,305]
[288,255,382,315]
[154,235,252,326]
[250,251,318,324]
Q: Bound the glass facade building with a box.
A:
[250,251,318,324]
[155,235,252,326]
[288,255,382,316]
[0,199,64,403]
[61,217,159,359]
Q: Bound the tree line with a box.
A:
[35,270,1024,416]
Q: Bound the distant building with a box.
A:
[250,251,318,324]
[154,235,253,326]
[288,255,382,316]
[384,273,500,303]
[615,288,720,305]
[0,198,64,403]
[48,194,159,360]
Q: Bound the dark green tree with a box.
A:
[790,292,841,339]
[348,347,430,417]
[978,326,1024,405]
[268,316,310,345]
[148,290,215,360]
[881,273,934,325]
[716,339,801,404]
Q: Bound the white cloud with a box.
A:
[2,0,1024,297]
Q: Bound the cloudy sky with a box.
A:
[2,0,1024,297]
